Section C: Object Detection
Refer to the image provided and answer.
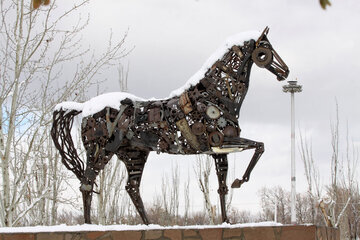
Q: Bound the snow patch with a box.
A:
[54,31,260,117]
[55,92,145,117]
[0,222,284,233]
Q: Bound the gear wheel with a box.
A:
[206,105,221,119]
[217,117,227,128]
[252,47,273,68]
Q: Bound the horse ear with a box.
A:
[264,26,270,35]
[256,26,270,47]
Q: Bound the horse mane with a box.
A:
[169,30,260,97]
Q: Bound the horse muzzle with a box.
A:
[270,48,289,81]
[252,47,289,81]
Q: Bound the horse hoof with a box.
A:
[231,179,241,188]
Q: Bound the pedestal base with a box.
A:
[0,225,339,240]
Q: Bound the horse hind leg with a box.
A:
[80,165,98,223]
[81,142,114,223]
[117,149,150,224]
[212,153,229,223]
[80,145,99,224]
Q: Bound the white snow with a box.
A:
[55,31,260,117]
[55,92,145,117]
[0,222,284,233]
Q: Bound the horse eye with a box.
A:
[259,42,271,49]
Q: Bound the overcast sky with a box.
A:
[62,0,360,215]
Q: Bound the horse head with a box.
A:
[251,27,289,81]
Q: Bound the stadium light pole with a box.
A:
[282,80,302,224]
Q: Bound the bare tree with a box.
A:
[159,163,180,224]
[194,155,215,224]
[299,132,322,224]
[299,104,359,239]
[259,186,291,224]
[183,170,190,224]
[0,0,129,227]
[95,158,126,224]
[227,208,255,223]
[322,105,355,229]
[339,126,359,239]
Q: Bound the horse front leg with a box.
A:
[212,153,229,223]
[231,138,264,188]
[119,149,150,225]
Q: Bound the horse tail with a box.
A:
[51,109,85,181]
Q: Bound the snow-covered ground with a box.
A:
[0,222,283,233]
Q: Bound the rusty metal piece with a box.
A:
[191,122,205,136]
[232,45,243,58]
[167,98,178,109]
[237,83,245,92]
[126,130,134,140]
[94,122,108,138]
[87,117,96,127]
[190,111,202,121]
[117,114,130,130]
[196,102,207,112]
[135,112,148,124]
[124,106,134,116]
[206,124,216,133]
[208,131,224,147]
[252,47,273,68]
[207,84,222,98]
[176,118,200,150]
[148,107,161,122]
[161,132,172,145]
[120,98,133,105]
[140,131,159,148]
[179,91,193,114]
[117,151,129,160]
[159,121,168,129]
[105,129,125,152]
[206,105,221,119]
[223,76,234,100]
[176,111,185,119]
[158,140,168,151]
[83,129,96,142]
[223,125,238,138]
[189,87,201,101]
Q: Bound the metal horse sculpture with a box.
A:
[51,27,289,224]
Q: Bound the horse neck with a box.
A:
[192,40,255,118]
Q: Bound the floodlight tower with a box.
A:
[282,80,302,224]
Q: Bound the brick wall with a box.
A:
[0,225,339,240]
